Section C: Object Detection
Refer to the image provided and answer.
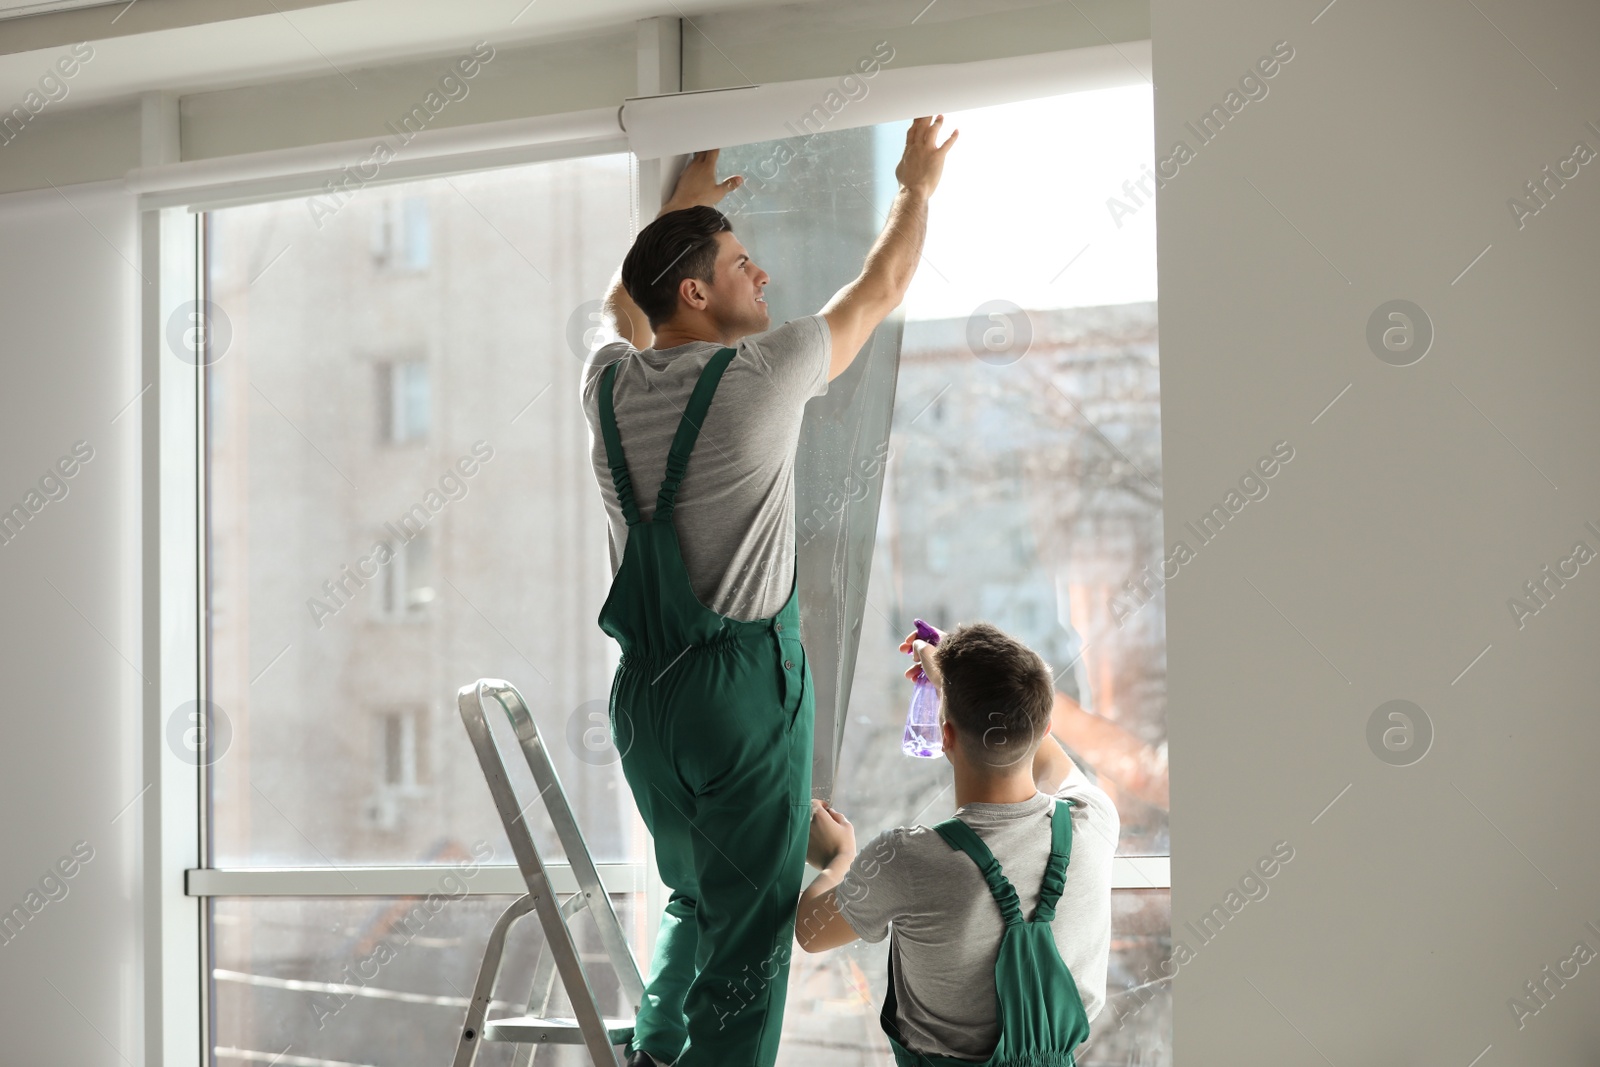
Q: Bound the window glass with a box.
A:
[403,196,432,270]
[207,891,1166,1066]
[402,530,434,614]
[1086,889,1172,1065]
[211,893,642,1067]
[371,193,432,271]
[775,84,1171,1061]
[203,79,1169,1062]
[829,85,1168,861]
[381,360,431,443]
[205,156,638,868]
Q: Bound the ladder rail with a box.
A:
[451,894,536,1067]
[455,679,630,1067]
[482,681,647,1009]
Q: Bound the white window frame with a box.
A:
[139,31,1163,1067]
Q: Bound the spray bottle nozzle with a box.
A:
[908,618,941,685]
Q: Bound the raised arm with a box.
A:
[899,623,1085,796]
[602,264,652,350]
[602,150,745,349]
[1033,731,1084,795]
[820,115,958,382]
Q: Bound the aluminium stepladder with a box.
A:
[451,678,645,1067]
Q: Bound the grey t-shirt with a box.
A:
[580,315,831,622]
[835,764,1120,1059]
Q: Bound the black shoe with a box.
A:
[625,1050,658,1067]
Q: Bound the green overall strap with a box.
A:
[655,346,738,522]
[598,360,641,527]
[1032,799,1074,923]
[931,818,1024,927]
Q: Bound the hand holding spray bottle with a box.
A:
[902,618,943,758]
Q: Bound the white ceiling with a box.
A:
[0,0,792,112]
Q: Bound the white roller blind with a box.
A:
[620,40,1150,160]
[125,40,1149,206]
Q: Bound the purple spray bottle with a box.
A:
[901,618,943,758]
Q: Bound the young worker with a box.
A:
[582,118,959,1066]
[796,622,1120,1065]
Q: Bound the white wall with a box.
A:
[0,180,144,1062]
[1152,0,1600,1061]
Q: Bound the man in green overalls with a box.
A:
[584,119,958,1066]
[793,622,1120,1065]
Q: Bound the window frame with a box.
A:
[143,62,1169,1067]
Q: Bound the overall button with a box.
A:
[784,659,794,670]
[774,622,783,632]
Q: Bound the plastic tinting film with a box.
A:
[618,41,1151,162]
[696,126,902,800]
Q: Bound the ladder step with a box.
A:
[482,1015,636,1045]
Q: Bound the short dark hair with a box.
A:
[620,205,732,330]
[935,622,1055,771]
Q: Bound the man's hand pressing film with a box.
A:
[805,799,856,871]
[662,148,744,212]
[895,115,959,199]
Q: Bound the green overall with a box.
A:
[596,346,816,1067]
[879,799,1091,1067]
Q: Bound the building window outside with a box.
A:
[373,194,431,271]
[378,531,433,619]
[381,708,418,788]
[363,707,427,832]
[379,360,430,443]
